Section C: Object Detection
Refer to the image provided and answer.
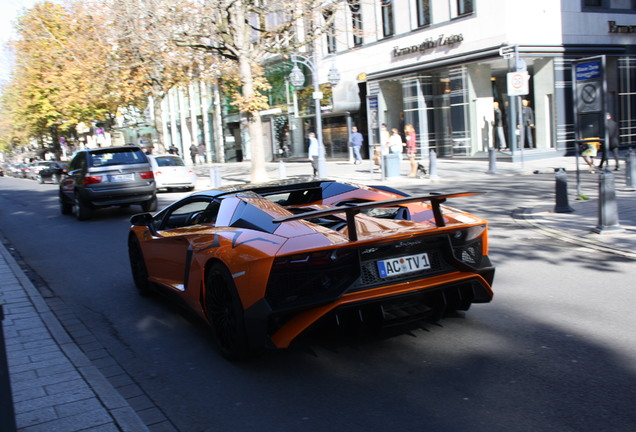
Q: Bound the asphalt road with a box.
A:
[1,173,635,432]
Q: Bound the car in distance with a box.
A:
[147,154,196,191]
[60,146,157,220]
[36,161,68,184]
[128,179,495,360]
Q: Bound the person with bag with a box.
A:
[581,137,600,173]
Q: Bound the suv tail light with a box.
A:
[84,176,103,184]
[140,171,154,179]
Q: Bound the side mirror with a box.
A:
[130,213,154,226]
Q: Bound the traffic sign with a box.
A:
[507,71,529,96]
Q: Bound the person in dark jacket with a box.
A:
[599,113,620,171]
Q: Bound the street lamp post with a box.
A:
[289,52,340,178]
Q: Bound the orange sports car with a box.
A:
[128,179,494,359]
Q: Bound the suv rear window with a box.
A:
[89,148,148,167]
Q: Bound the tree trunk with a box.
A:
[152,90,166,154]
[237,52,268,182]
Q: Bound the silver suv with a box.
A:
[59,146,157,220]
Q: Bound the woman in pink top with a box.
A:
[405,124,417,177]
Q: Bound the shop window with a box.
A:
[381,0,395,38]
[348,0,364,46]
[416,0,431,27]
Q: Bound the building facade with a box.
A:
[159,0,636,164]
[319,0,636,162]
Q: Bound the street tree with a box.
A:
[4,0,146,156]
[104,0,210,153]
[174,0,339,182]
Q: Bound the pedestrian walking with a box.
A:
[189,144,197,164]
[404,124,418,177]
[493,101,507,150]
[349,126,363,164]
[388,128,404,155]
[599,112,620,171]
[197,142,206,164]
[307,132,321,177]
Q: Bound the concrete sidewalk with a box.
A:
[1,153,634,431]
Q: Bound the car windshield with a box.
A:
[155,156,185,167]
[90,149,147,167]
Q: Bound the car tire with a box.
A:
[74,193,91,221]
[205,263,250,361]
[141,195,158,212]
[60,193,73,215]
[37,175,44,184]
[52,174,60,184]
[128,236,153,296]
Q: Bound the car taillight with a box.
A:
[140,171,154,179]
[84,176,103,184]
[266,249,360,311]
[450,224,486,267]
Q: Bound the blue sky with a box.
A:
[0,0,39,84]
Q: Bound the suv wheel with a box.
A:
[60,193,72,215]
[75,193,92,221]
[141,195,158,212]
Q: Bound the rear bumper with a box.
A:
[80,183,156,207]
[243,267,494,349]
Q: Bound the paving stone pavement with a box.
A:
[0,242,150,432]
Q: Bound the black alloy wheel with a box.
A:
[74,192,92,221]
[128,236,153,296]
[141,195,158,212]
[205,263,250,360]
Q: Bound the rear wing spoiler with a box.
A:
[273,191,483,242]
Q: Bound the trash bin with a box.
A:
[383,153,401,177]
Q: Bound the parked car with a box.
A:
[59,146,157,220]
[128,179,495,360]
[147,154,196,191]
[27,160,57,181]
[8,163,29,178]
[36,161,67,184]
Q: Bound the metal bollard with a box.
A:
[486,147,497,175]
[429,149,439,180]
[626,150,636,191]
[278,160,287,179]
[554,168,574,213]
[209,167,222,188]
[0,304,17,432]
[593,169,624,234]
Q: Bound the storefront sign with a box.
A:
[608,21,636,34]
[392,34,463,58]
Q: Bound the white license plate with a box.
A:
[109,173,135,182]
[377,253,431,278]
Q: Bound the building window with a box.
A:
[416,0,431,27]
[323,10,336,54]
[381,0,395,38]
[583,0,604,6]
[457,0,474,16]
[348,0,363,46]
